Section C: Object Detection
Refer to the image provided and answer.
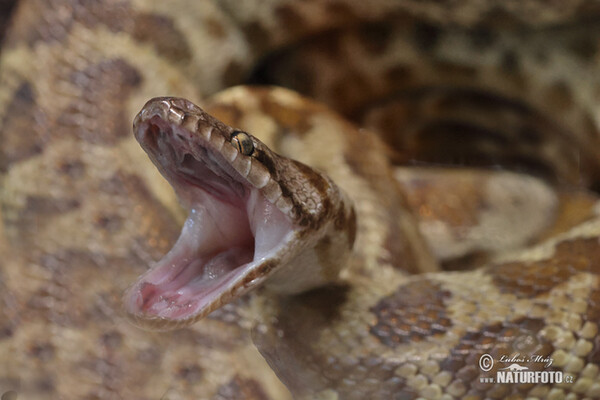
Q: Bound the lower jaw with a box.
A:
[123,185,294,325]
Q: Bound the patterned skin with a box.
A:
[202,87,600,399]
[1,1,600,399]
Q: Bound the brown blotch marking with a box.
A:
[544,81,574,111]
[94,213,123,233]
[29,342,55,361]
[385,64,414,86]
[214,375,270,400]
[22,196,80,215]
[36,378,56,393]
[439,317,554,396]
[132,13,192,62]
[274,4,305,36]
[491,237,600,298]
[469,27,497,50]
[333,202,348,231]
[14,196,80,235]
[176,364,203,383]
[311,33,344,60]
[567,34,598,61]
[57,159,85,178]
[136,346,161,365]
[222,60,246,87]
[78,356,125,398]
[203,16,227,39]
[533,47,550,64]
[432,60,478,79]
[0,82,47,172]
[578,2,600,15]
[330,70,371,114]
[241,21,271,54]
[74,1,135,34]
[501,50,520,74]
[442,251,490,272]
[100,330,123,350]
[480,6,524,28]
[325,1,357,20]
[362,105,411,157]
[413,22,442,52]
[370,279,452,347]
[358,24,393,55]
[0,279,17,340]
[517,123,544,145]
[59,59,141,145]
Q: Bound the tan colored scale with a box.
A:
[1,1,600,399]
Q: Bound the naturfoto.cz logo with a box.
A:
[478,353,574,384]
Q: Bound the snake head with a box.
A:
[123,97,355,330]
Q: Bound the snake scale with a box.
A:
[2,1,600,399]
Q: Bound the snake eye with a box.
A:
[231,131,254,156]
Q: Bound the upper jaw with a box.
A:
[134,98,298,214]
[123,97,298,329]
[135,114,247,208]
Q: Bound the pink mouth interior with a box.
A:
[124,118,293,321]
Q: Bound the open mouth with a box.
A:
[123,102,295,327]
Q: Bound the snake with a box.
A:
[1,1,600,399]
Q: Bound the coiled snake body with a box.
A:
[1,1,600,399]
